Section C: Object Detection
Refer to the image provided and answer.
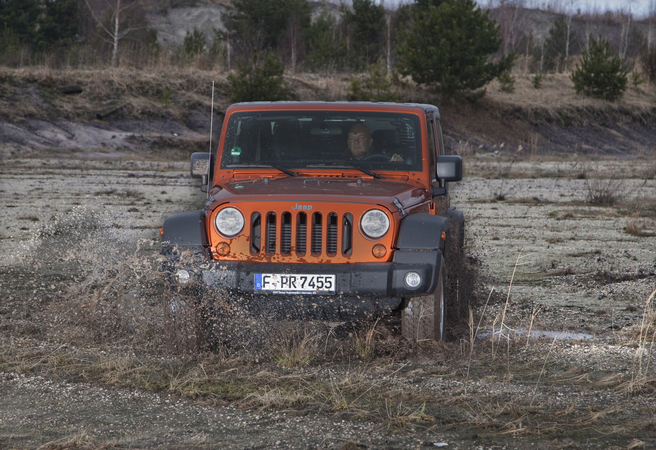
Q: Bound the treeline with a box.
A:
[1,0,655,101]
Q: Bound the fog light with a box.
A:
[217,242,231,257]
[404,272,421,288]
[372,244,387,259]
[176,269,190,284]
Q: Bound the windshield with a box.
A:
[220,110,422,172]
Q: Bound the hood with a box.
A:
[210,176,429,211]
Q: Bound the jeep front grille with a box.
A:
[250,210,353,257]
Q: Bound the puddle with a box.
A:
[478,328,594,341]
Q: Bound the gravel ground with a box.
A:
[1,152,656,449]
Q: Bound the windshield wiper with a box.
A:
[307,163,386,179]
[344,164,386,179]
[229,163,299,177]
[263,163,299,177]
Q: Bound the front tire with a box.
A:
[446,221,465,321]
[401,261,446,342]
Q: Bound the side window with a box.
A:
[434,119,446,156]
[426,118,437,181]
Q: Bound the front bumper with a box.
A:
[163,248,442,299]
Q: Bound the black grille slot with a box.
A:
[311,212,322,255]
[327,213,338,256]
[249,210,355,258]
[266,213,276,253]
[342,213,353,255]
[281,212,292,254]
[296,212,307,255]
[250,212,261,253]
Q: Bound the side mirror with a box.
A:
[190,152,214,192]
[191,152,213,179]
[436,155,462,182]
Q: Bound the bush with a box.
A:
[497,71,515,93]
[532,72,543,89]
[630,70,645,87]
[570,36,629,101]
[183,28,206,56]
[227,53,296,103]
[347,60,401,102]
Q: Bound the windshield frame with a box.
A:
[217,109,424,177]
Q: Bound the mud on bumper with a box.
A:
[162,248,443,318]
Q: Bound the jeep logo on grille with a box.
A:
[292,203,313,211]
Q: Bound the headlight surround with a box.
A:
[215,207,244,237]
[360,209,390,239]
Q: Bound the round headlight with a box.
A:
[215,207,244,237]
[360,209,390,239]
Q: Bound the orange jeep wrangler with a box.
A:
[161,102,464,345]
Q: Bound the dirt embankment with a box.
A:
[1,68,655,160]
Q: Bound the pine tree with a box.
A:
[396,0,513,97]
[305,12,348,71]
[184,28,206,56]
[342,0,385,66]
[36,0,80,51]
[227,53,296,102]
[0,0,42,49]
[571,36,629,101]
[226,0,310,60]
[542,16,578,73]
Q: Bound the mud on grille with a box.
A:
[250,211,353,257]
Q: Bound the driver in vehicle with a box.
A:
[346,123,403,162]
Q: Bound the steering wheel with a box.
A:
[361,153,391,162]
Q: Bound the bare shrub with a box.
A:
[585,178,624,206]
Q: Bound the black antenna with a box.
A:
[207,81,215,198]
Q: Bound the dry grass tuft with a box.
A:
[382,400,434,430]
[625,214,656,237]
[623,289,656,396]
[353,319,379,359]
[36,431,108,450]
[269,326,320,368]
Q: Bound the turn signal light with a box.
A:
[441,231,447,241]
[216,242,231,257]
[372,244,387,259]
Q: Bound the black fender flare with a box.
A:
[442,208,465,257]
[396,213,450,251]
[161,210,208,249]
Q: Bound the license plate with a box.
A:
[254,273,335,293]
